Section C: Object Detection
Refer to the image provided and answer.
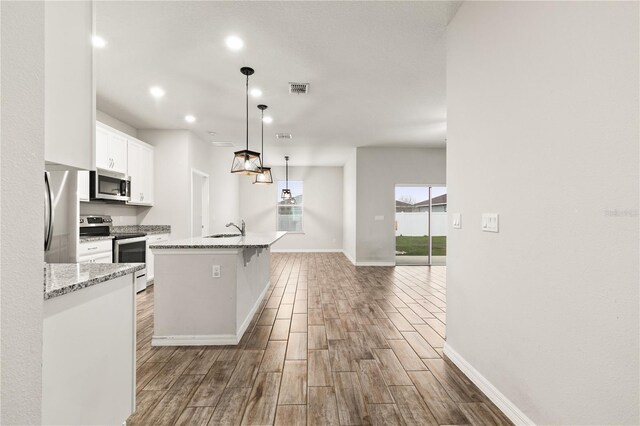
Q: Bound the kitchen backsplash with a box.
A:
[80,202,139,226]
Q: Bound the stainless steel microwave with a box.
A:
[90,170,130,202]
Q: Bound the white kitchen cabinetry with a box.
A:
[95,123,128,175]
[146,233,170,282]
[78,239,112,263]
[127,139,154,206]
[78,170,90,202]
[44,1,93,171]
[43,273,136,425]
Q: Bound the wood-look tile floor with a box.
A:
[129,253,512,426]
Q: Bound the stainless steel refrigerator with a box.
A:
[44,170,79,263]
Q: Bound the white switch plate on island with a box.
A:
[212,265,221,278]
[482,213,499,232]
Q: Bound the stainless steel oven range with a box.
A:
[79,215,148,292]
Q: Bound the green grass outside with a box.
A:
[396,236,447,256]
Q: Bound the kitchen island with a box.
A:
[149,231,286,346]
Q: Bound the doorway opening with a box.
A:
[190,169,210,237]
[395,185,447,265]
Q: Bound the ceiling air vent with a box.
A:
[211,142,235,147]
[275,133,293,140]
[288,82,309,95]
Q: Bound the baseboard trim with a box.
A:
[343,250,356,265]
[152,334,238,346]
[236,280,271,338]
[271,249,343,253]
[443,343,535,426]
[355,261,395,266]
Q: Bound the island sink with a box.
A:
[206,233,242,238]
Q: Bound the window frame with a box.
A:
[276,179,304,233]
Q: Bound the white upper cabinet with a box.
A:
[44,1,94,170]
[127,139,154,206]
[78,171,90,202]
[95,123,128,175]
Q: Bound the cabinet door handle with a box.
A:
[87,246,98,251]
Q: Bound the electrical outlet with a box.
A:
[212,265,221,278]
[374,215,384,221]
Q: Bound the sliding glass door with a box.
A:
[395,185,447,266]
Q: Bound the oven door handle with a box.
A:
[115,236,148,245]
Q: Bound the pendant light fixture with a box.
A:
[281,156,295,204]
[231,67,261,175]
[253,104,273,184]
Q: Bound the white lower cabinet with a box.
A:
[43,273,136,425]
[146,233,170,282]
[78,240,112,263]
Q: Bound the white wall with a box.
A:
[1,2,44,423]
[137,130,239,239]
[355,147,446,264]
[239,166,343,251]
[209,147,240,234]
[96,110,137,138]
[446,2,639,424]
[137,130,191,239]
[342,150,357,263]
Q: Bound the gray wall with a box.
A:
[446,2,639,424]
[239,166,343,251]
[1,2,44,423]
[355,147,446,264]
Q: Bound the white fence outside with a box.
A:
[395,212,447,237]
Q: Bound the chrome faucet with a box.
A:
[226,220,245,236]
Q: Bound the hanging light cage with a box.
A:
[281,155,295,203]
[231,150,262,175]
[254,104,274,184]
[231,66,261,175]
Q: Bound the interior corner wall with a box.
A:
[136,130,191,239]
[342,150,357,263]
[209,147,240,234]
[446,2,639,424]
[239,166,343,251]
[1,1,45,423]
[355,147,446,264]
[137,130,240,239]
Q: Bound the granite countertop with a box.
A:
[79,235,114,243]
[44,263,146,300]
[111,225,171,235]
[149,231,286,250]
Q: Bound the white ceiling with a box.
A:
[96,1,460,166]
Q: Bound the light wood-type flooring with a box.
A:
[128,252,511,425]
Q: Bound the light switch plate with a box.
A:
[453,213,462,229]
[374,215,384,221]
[482,213,499,233]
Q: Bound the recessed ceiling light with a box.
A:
[263,116,273,124]
[149,86,165,98]
[185,115,196,123]
[92,35,107,48]
[250,88,262,98]
[225,35,244,51]
[208,131,217,136]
